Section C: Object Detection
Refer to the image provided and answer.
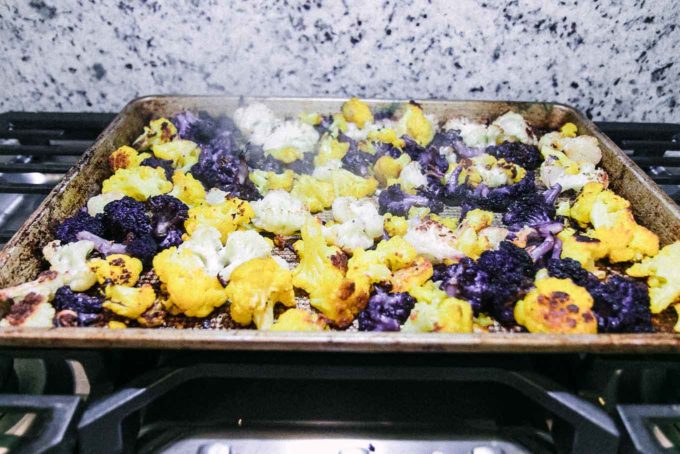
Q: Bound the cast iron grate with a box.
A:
[0,112,678,245]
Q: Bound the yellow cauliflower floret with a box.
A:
[299,112,322,126]
[403,281,473,333]
[103,284,156,320]
[249,169,295,195]
[347,236,419,285]
[108,321,127,329]
[429,214,458,232]
[108,145,150,171]
[560,122,578,138]
[152,140,201,171]
[398,102,434,146]
[390,256,433,293]
[627,242,680,313]
[226,257,296,330]
[514,277,597,334]
[558,228,608,272]
[270,308,327,331]
[450,209,496,260]
[367,128,406,148]
[569,182,605,227]
[102,166,172,201]
[384,213,408,237]
[170,171,206,207]
[329,168,378,199]
[290,175,335,212]
[133,117,177,150]
[89,254,142,287]
[314,134,350,166]
[293,218,370,327]
[373,154,411,186]
[341,97,374,129]
[184,197,253,242]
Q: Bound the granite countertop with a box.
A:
[0,0,678,121]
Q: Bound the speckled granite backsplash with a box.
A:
[1,1,678,121]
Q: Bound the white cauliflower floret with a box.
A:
[250,190,309,236]
[479,227,509,250]
[324,197,384,252]
[204,188,229,205]
[491,111,537,145]
[539,132,602,165]
[540,158,608,193]
[42,240,96,292]
[471,155,512,188]
[86,191,125,216]
[403,218,463,263]
[178,225,227,276]
[398,162,428,191]
[444,117,499,148]
[263,120,320,162]
[0,297,55,328]
[233,103,281,145]
[0,271,64,305]
[218,230,276,282]
[312,159,343,181]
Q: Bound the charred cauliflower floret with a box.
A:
[227,257,296,330]
[270,308,327,332]
[290,174,335,213]
[152,139,201,172]
[514,277,597,334]
[248,169,295,195]
[103,284,156,320]
[102,166,173,201]
[170,171,206,207]
[133,118,177,150]
[250,190,308,236]
[627,242,680,313]
[0,271,64,306]
[346,236,419,285]
[558,228,607,272]
[42,240,97,292]
[342,97,374,129]
[184,197,253,242]
[390,256,434,293]
[0,293,55,328]
[293,218,370,327]
[402,281,473,333]
[108,145,150,171]
[89,254,143,287]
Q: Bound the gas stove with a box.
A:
[0,112,679,453]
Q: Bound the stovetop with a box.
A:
[0,112,679,454]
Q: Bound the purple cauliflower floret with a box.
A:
[486,142,542,170]
[125,233,159,265]
[147,195,188,239]
[243,143,284,172]
[378,184,444,216]
[439,241,536,325]
[338,132,377,177]
[159,229,183,249]
[140,156,174,179]
[174,111,240,152]
[190,155,261,201]
[546,258,599,288]
[429,130,484,159]
[55,210,106,244]
[286,153,315,174]
[446,171,536,212]
[358,285,416,331]
[103,197,151,241]
[502,184,561,229]
[589,275,653,333]
[53,286,103,326]
[373,141,403,159]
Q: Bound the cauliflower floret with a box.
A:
[327,168,379,199]
[346,236,419,284]
[86,191,125,216]
[152,140,201,172]
[184,197,253,242]
[539,131,602,165]
[627,242,680,313]
[514,277,597,333]
[395,161,428,193]
[227,257,295,330]
[373,154,411,186]
[314,134,350,166]
[248,169,295,195]
[42,240,96,292]
[270,308,327,331]
[103,284,156,320]
[178,225,228,276]
[132,118,177,150]
[290,175,335,213]
[108,145,150,171]
[491,111,537,145]
[324,197,384,252]
[390,256,434,293]
[218,230,276,282]
[540,156,608,193]
[102,166,173,201]
[0,271,64,305]
[342,97,374,129]
[402,281,473,333]
[454,209,497,260]
[89,254,143,287]
[558,228,607,272]
[205,188,229,205]
[367,123,405,148]
[404,218,463,264]
[251,190,308,235]
[443,117,498,148]
[170,171,206,207]
[311,158,343,181]
[293,218,370,327]
[263,120,320,163]
[0,294,55,328]
[384,213,408,237]
[458,154,525,188]
[233,103,281,145]
[397,103,435,146]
